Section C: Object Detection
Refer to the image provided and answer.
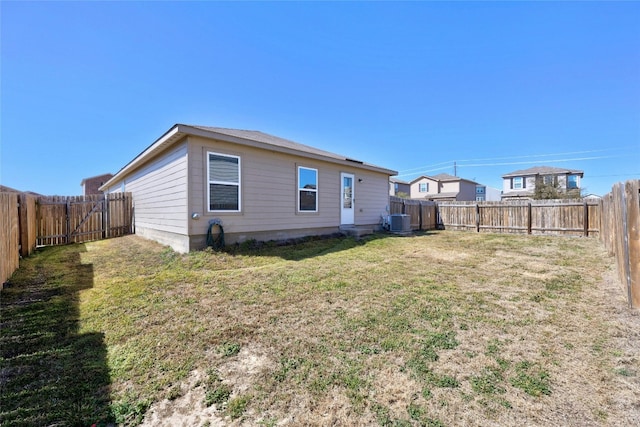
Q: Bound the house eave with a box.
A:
[100,124,397,192]
[100,125,186,191]
[181,124,397,175]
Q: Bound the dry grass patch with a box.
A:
[2,231,638,426]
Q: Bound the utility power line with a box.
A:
[396,155,620,178]
[397,147,631,176]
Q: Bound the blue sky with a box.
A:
[2,1,639,197]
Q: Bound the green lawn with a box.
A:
[1,231,638,426]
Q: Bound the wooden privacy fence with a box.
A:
[600,180,639,308]
[389,197,438,230]
[36,193,133,246]
[437,199,601,237]
[1,193,133,287]
[1,193,20,287]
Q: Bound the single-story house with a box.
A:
[100,124,397,253]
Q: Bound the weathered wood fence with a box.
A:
[599,180,639,308]
[392,180,639,308]
[389,197,438,230]
[36,194,133,246]
[1,193,20,288]
[1,193,133,286]
[437,199,601,237]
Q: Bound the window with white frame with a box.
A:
[512,177,523,190]
[543,175,556,186]
[208,152,240,211]
[298,166,318,212]
[419,182,429,193]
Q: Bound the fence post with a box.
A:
[103,194,108,239]
[65,199,71,244]
[583,200,589,237]
[476,203,480,233]
[527,202,532,234]
[618,185,633,308]
[625,180,639,308]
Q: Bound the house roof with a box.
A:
[502,166,584,178]
[410,173,477,185]
[0,185,21,193]
[389,177,410,184]
[424,191,459,200]
[101,124,397,191]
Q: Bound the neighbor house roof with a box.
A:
[410,173,477,185]
[0,185,41,196]
[101,124,397,191]
[389,177,410,184]
[424,192,459,200]
[502,166,584,178]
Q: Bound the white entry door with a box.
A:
[340,172,355,225]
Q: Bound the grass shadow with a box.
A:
[222,231,413,262]
[1,244,112,426]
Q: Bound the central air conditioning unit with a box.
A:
[390,214,411,232]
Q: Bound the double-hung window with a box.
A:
[419,182,429,193]
[298,166,318,212]
[208,152,240,212]
[512,177,523,190]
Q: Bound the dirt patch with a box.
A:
[140,343,274,427]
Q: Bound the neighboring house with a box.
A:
[409,173,478,201]
[80,173,113,195]
[475,185,502,202]
[501,166,584,200]
[583,193,602,200]
[100,124,397,253]
[389,177,410,197]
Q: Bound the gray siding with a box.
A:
[457,182,478,201]
[108,142,189,251]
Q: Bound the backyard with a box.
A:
[1,231,638,426]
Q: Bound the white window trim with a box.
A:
[297,166,318,213]
[419,182,428,193]
[207,151,241,213]
[513,177,523,190]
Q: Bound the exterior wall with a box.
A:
[390,181,410,196]
[485,187,502,201]
[189,226,340,250]
[105,141,190,252]
[503,174,579,195]
[503,176,535,194]
[457,182,477,201]
[440,181,459,194]
[410,177,438,199]
[186,136,390,248]
[82,174,113,195]
[502,178,511,193]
